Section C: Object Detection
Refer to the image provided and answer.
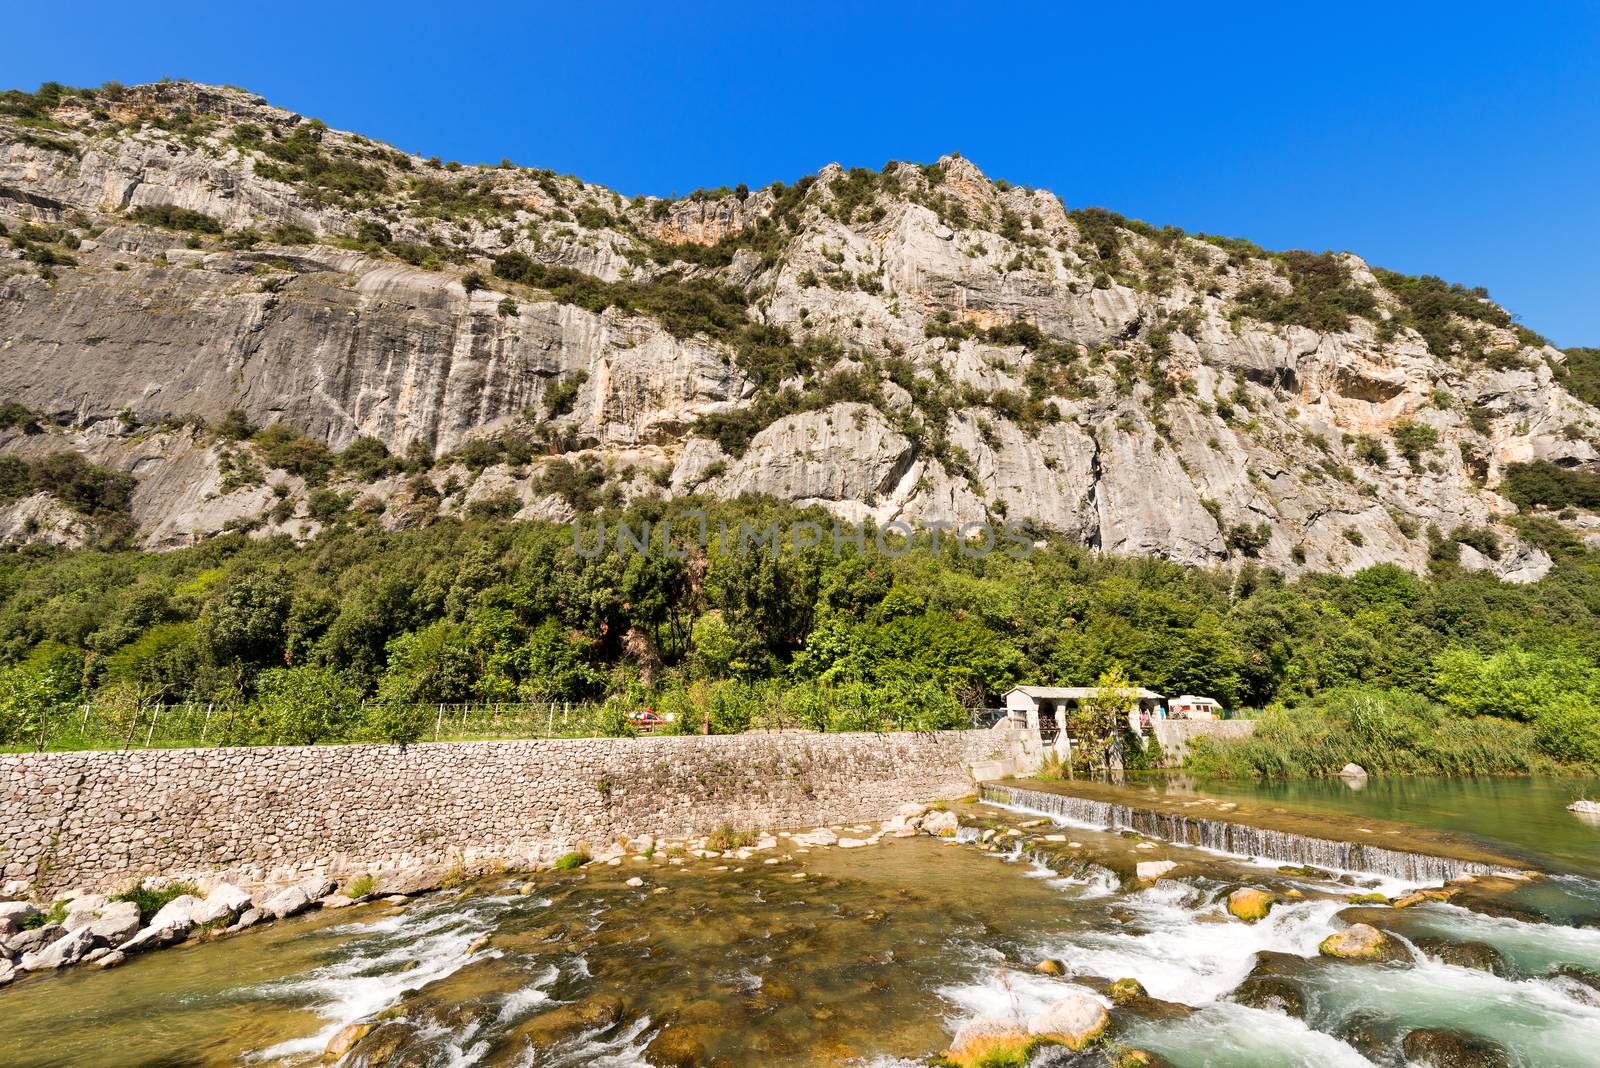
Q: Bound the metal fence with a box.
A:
[10,699,997,752]
[13,700,617,752]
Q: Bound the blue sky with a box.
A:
[8,1,1598,344]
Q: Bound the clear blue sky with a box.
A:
[8,1,1599,345]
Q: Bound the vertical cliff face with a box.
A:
[1,80,1595,576]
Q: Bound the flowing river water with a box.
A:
[4,776,1600,1067]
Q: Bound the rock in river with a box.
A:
[1319,922,1411,964]
[1227,887,1276,922]
[944,1017,1035,1068]
[1135,861,1177,882]
[1401,1027,1511,1067]
[1028,988,1110,1051]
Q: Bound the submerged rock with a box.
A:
[1229,975,1306,1018]
[1334,1011,1396,1062]
[1318,922,1410,963]
[1226,887,1276,922]
[340,1020,418,1067]
[1033,958,1066,976]
[1402,1027,1511,1068]
[1413,938,1508,976]
[325,1021,376,1058]
[515,994,625,1047]
[643,1025,708,1067]
[1027,989,1109,1051]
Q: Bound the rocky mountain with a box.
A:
[2,79,1597,579]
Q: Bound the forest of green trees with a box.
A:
[1,496,1598,774]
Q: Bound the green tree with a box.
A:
[376,622,478,704]
[253,664,364,744]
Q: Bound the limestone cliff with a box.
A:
[2,80,1596,579]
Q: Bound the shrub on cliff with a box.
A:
[129,204,223,234]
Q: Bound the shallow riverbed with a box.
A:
[4,787,1600,1067]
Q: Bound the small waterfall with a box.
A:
[982,784,1512,883]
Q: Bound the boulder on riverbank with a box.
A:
[1135,861,1177,882]
[259,885,312,920]
[19,927,97,971]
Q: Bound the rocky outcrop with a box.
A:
[3,80,1597,577]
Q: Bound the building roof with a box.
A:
[1006,685,1165,701]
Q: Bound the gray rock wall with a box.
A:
[0,731,1009,896]
[1150,719,1258,764]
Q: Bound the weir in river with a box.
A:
[980,782,1516,882]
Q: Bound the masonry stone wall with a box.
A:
[1151,719,1258,764]
[0,730,1013,896]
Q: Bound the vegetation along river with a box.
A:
[4,778,1600,1067]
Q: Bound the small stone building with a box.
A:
[1003,685,1166,758]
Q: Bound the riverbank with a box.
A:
[5,791,1598,1067]
[0,730,1020,896]
[0,802,953,993]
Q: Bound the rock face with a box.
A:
[2,81,1597,576]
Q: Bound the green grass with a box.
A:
[1181,686,1572,780]
[111,880,200,923]
[344,873,377,898]
[704,825,756,851]
[552,851,590,871]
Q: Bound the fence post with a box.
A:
[435,704,444,740]
[37,703,48,752]
[200,703,214,744]
[80,702,91,731]
[547,702,555,738]
[145,704,161,747]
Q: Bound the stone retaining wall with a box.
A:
[1,730,1013,896]
[1150,719,1258,764]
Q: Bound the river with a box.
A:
[2,777,1598,1067]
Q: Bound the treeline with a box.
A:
[0,497,1598,765]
